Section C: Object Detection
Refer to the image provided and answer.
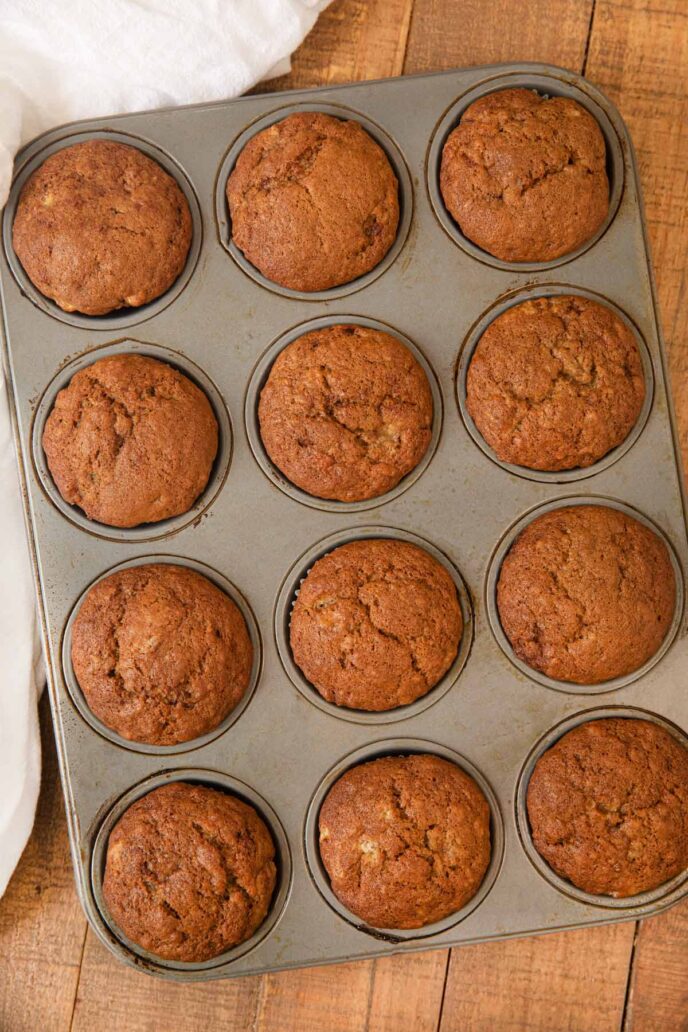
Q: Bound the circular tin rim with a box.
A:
[90,768,292,975]
[303,737,504,941]
[515,706,688,910]
[31,339,232,543]
[215,102,413,301]
[61,555,262,755]
[426,71,625,273]
[244,314,443,512]
[485,495,685,694]
[274,526,474,724]
[2,128,203,330]
[456,285,655,484]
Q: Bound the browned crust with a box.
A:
[72,564,253,745]
[258,324,433,501]
[527,718,688,897]
[102,783,276,961]
[497,505,676,684]
[42,354,218,528]
[466,295,645,470]
[290,538,463,711]
[319,754,491,928]
[440,88,609,262]
[226,112,399,291]
[13,140,192,315]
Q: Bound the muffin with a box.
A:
[226,112,399,292]
[319,754,491,928]
[103,783,276,961]
[466,295,645,471]
[42,353,218,528]
[258,324,433,502]
[13,140,192,315]
[527,718,688,897]
[290,538,462,711]
[71,564,253,745]
[440,88,609,262]
[497,505,676,684]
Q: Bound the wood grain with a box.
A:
[0,697,87,1032]
[624,899,688,1032]
[404,0,593,74]
[438,924,636,1032]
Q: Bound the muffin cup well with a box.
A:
[275,526,474,725]
[304,738,504,941]
[90,769,292,976]
[245,315,443,512]
[61,555,262,756]
[485,495,685,694]
[426,71,624,273]
[215,102,413,301]
[3,128,202,330]
[456,285,655,484]
[31,339,232,543]
[515,706,688,910]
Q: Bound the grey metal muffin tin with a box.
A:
[1,62,687,982]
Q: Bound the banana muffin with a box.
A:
[71,563,253,745]
[103,782,277,961]
[497,505,676,684]
[42,353,218,528]
[440,88,609,262]
[258,324,433,502]
[226,112,399,292]
[466,295,645,471]
[290,538,462,711]
[13,139,192,315]
[319,753,491,928]
[527,717,688,897]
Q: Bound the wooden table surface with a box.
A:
[1,2,687,1029]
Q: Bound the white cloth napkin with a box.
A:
[0,0,331,897]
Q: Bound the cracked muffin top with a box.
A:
[497,505,676,685]
[226,112,399,292]
[71,563,253,746]
[12,140,192,316]
[319,753,491,928]
[466,295,645,471]
[103,782,276,961]
[258,324,433,502]
[42,353,218,528]
[290,538,463,711]
[440,88,609,262]
[527,718,688,897]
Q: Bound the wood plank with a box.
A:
[585,0,688,469]
[439,924,636,1032]
[0,697,87,1032]
[624,899,688,1032]
[403,0,593,75]
[71,932,262,1032]
[254,960,373,1032]
[253,0,414,92]
[366,950,449,1032]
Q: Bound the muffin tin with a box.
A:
[1,62,687,981]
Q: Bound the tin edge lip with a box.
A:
[484,494,685,694]
[60,554,263,756]
[244,314,444,513]
[213,101,414,302]
[455,284,655,484]
[515,705,688,910]
[88,768,293,976]
[303,737,505,940]
[2,128,203,330]
[274,525,475,725]
[30,338,233,543]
